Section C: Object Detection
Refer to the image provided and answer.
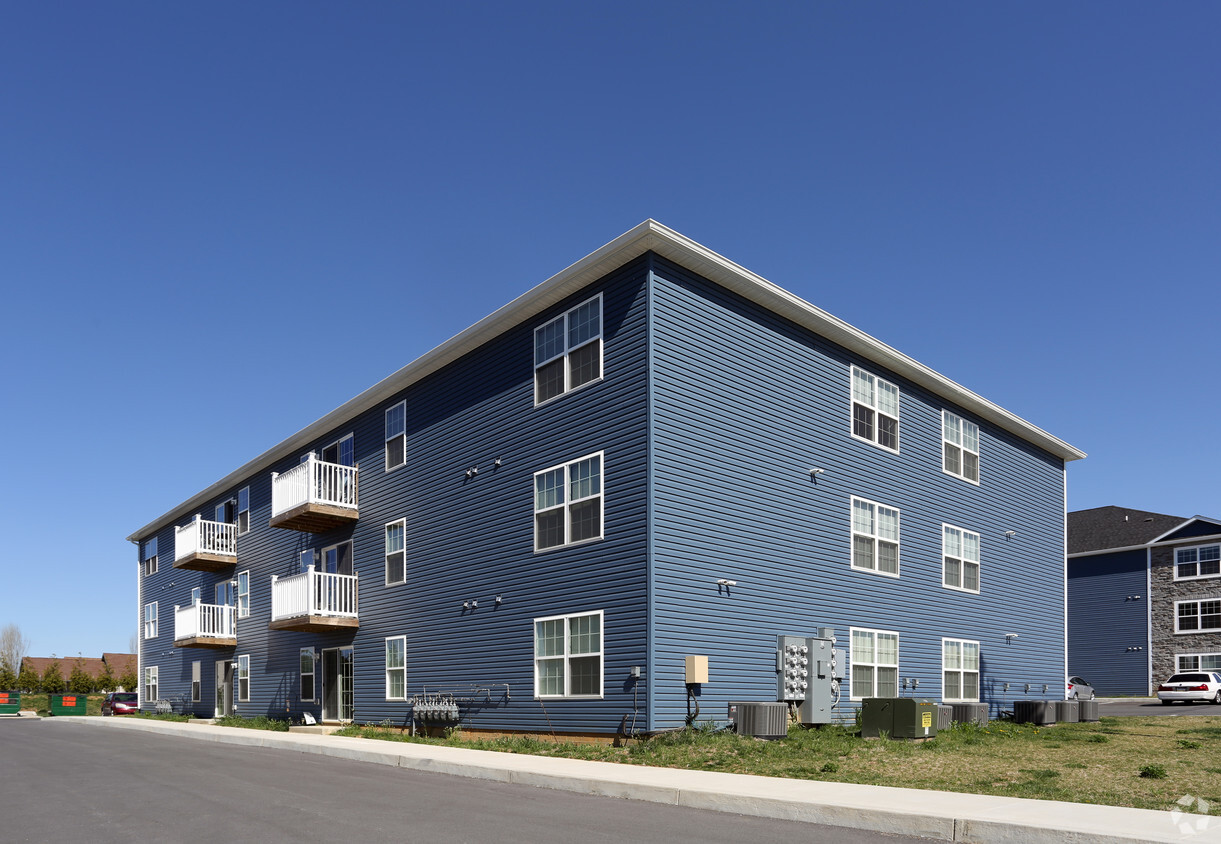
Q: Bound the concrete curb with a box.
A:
[39,717,1209,843]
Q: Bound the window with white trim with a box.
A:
[943,525,981,592]
[1175,599,1221,633]
[237,570,250,618]
[143,602,158,639]
[534,453,603,551]
[144,665,158,702]
[851,497,900,576]
[1178,653,1221,673]
[534,295,602,405]
[851,366,899,451]
[190,587,201,606]
[385,400,406,471]
[215,579,235,607]
[142,537,158,576]
[320,433,355,467]
[191,661,201,702]
[385,519,406,586]
[385,636,406,700]
[943,639,980,701]
[300,649,315,701]
[850,628,899,699]
[237,486,250,535]
[943,411,980,483]
[237,654,250,701]
[1175,544,1221,581]
[534,610,603,698]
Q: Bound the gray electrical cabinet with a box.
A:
[776,629,842,725]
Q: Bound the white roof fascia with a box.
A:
[1148,517,1221,545]
[127,219,1085,542]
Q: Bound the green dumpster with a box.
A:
[0,691,19,715]
[49,693,87,716]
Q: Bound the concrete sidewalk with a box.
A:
[42,716,1214,843]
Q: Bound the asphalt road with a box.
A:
[1097,697,1221,717]
[0,720,926,844]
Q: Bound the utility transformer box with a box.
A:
[776,629,843,725]
[861,698,938,739]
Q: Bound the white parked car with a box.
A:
[1157,672,1221,705]
[1066,676,1095,701]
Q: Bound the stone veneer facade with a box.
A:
[1150,543,1221,692]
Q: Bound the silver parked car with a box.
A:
[1067,676,1095,700]
[1157,672,1221,705]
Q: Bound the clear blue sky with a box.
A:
[2,2,1217,660]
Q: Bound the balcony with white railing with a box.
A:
[174,516,238,572]
[174,603,237,649]
[269,454,359,533]
[269,570,359,632]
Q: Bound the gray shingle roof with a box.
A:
[1068,506,1184,554]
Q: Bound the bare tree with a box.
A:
[0,624,31,673]
[129,631,139,654]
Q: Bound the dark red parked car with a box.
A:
[101,692,138,716]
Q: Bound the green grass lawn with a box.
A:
[334,715,1221,815]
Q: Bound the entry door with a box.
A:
[321,648,353,722]
[215,661,234,718]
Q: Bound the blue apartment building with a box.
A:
[128,221,1085,735]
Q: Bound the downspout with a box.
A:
[131,539,141,708]
[1146,546,1153,694]
[1062,468,1069,689]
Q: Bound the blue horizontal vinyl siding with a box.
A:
[136,258,651,734]
[1067,550,1149,696]
[647,256,1068,727]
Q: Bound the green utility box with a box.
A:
[0,691,19,715]
[860,698,938,739]
[49,694,87,716]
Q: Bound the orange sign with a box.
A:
[0,693,8,703]
[63,696,76,707]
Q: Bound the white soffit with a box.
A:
[128,220,1085,542]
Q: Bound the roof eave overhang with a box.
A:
[127,219,1085,542]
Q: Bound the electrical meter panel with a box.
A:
[776,629,842,725]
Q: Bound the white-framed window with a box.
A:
[534,610,603,699]
[534,452,603,551]
[143,602,158,639]
[142,537,158,576]
[321,541,353,575]
[191,661,201,702]
[299,549,316,573]
[943,525,981,593]
[534,294,603,405]
[190,587,201,606]
[942,411,980,484]
[851,366,899,451]
[942,639,980,702]
[215,579,235,607]
[144,665,158,702]
[237,486,250,535]
[851,497,900,576]
[385,400,406,471]
[320,433,355,467]
[300,648,316,702]
[1178,653,1221,673]
[1175,599,1221,633]
[385,636,406,700]
[385,519,406,586]
[849,628,899,700]
[1175,544,1221,581]
[237,654,250,701]
[236,571,250,618]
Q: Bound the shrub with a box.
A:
[820,762,839,773]
[1138,764,1167,779]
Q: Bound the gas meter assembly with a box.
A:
[777,628,844,725]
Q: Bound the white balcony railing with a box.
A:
[271,570,359,622]
[175,603,236,641]
[271,454,358,517]
[175,516,237,560]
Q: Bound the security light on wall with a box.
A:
[1003,530,1017,539]
[716,579,737,587]
[809,468,825,476]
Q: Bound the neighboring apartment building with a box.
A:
[128,221,1085,735]
[1068,506,1221,695]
